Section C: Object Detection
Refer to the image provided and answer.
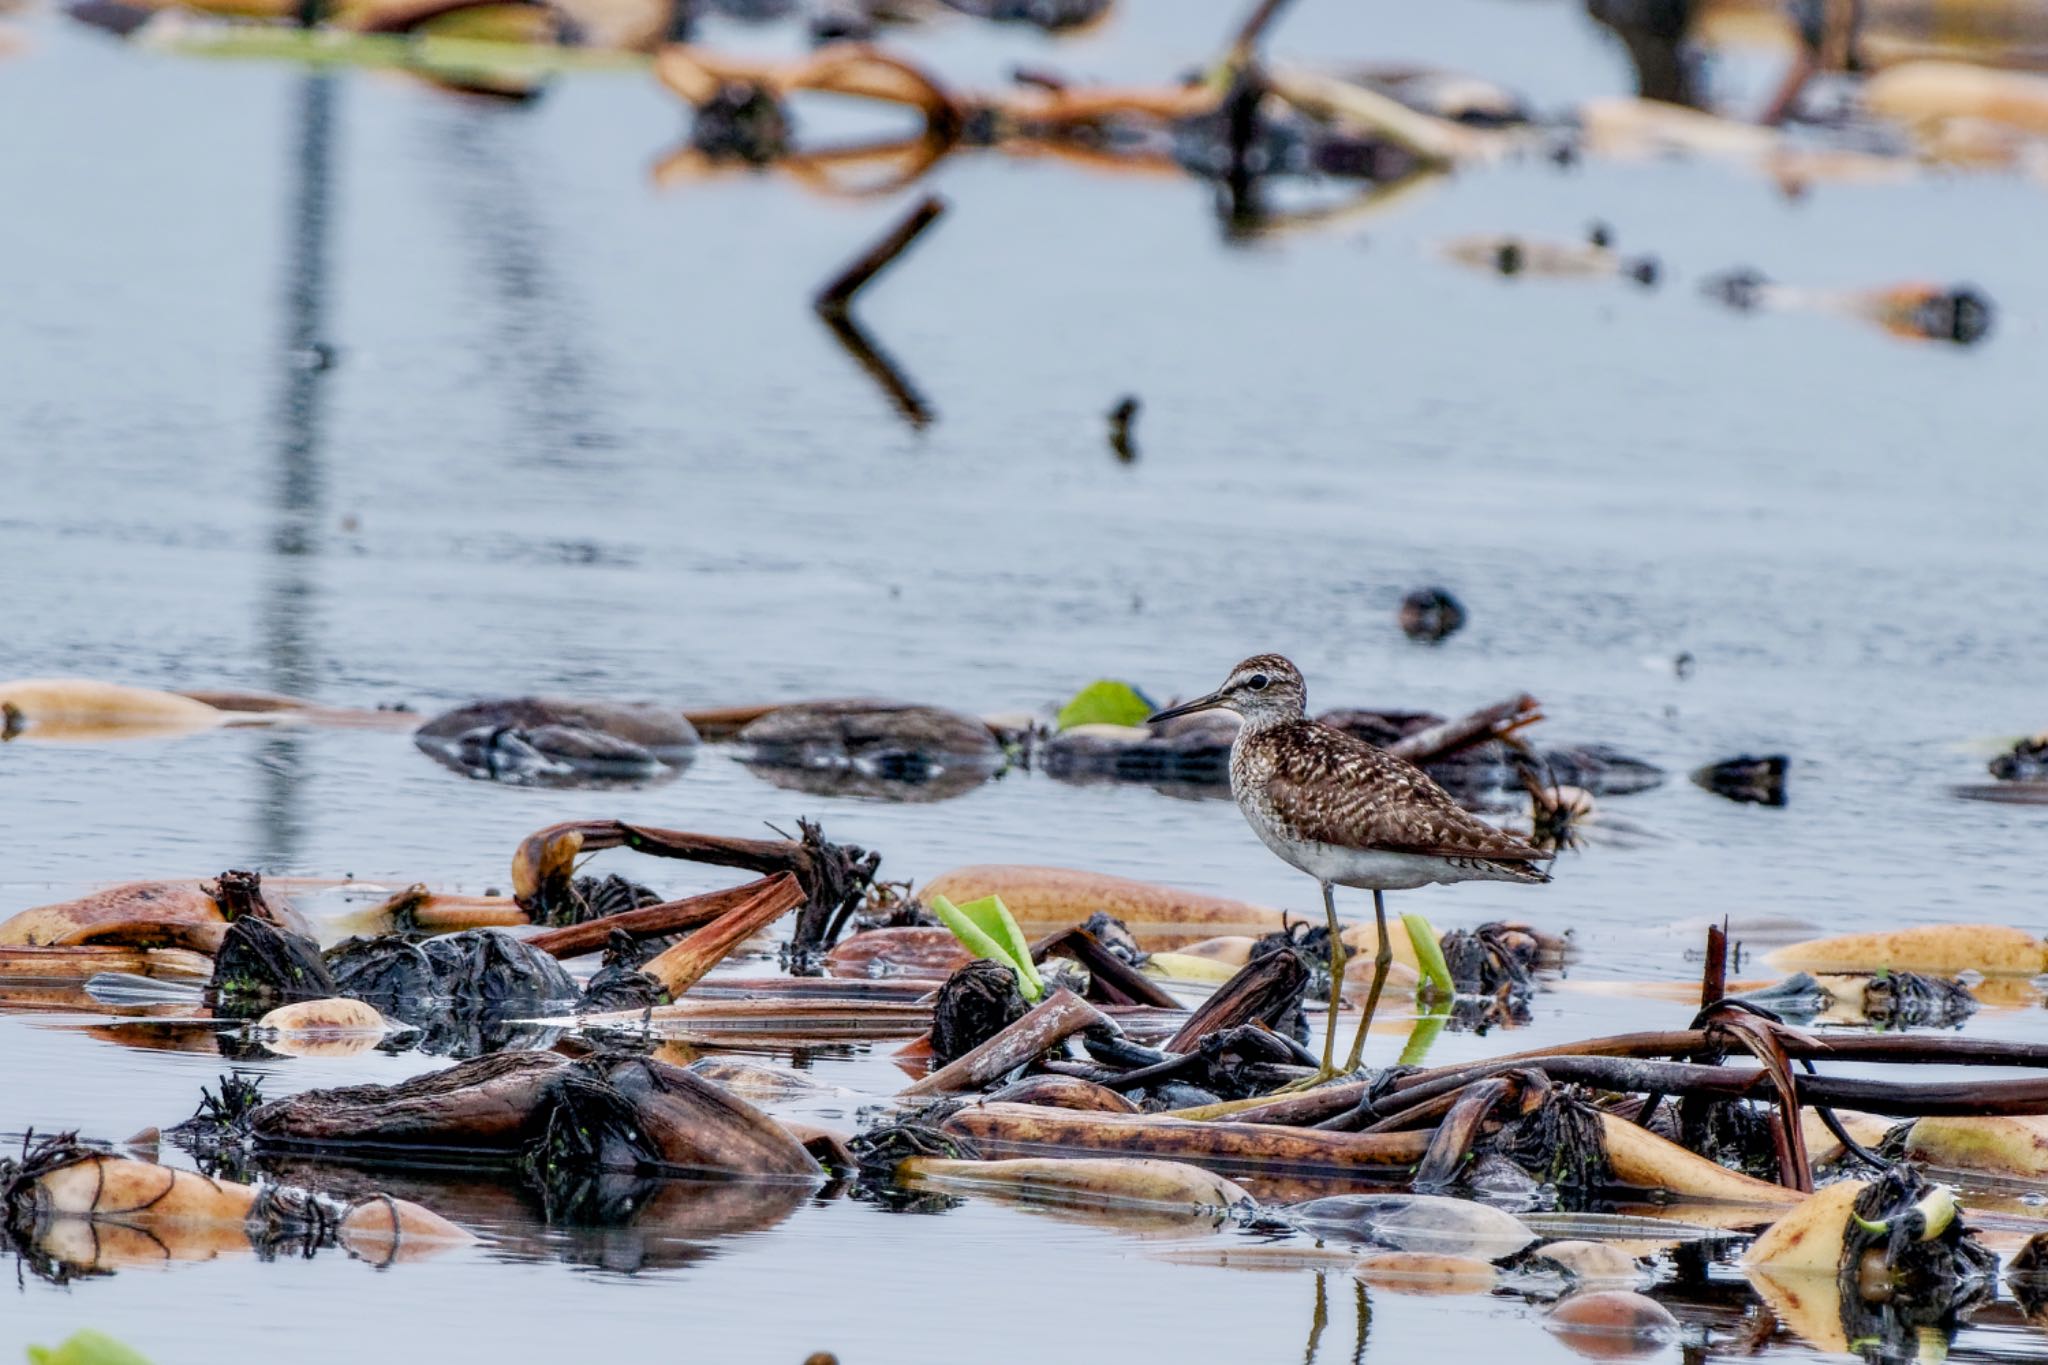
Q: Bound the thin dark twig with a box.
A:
[1228,0,1297,60]
[1801,1057,1889,1170]
[814,195,947,317]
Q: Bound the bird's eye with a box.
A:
[1247,673,1270,691]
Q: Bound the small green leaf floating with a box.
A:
[28,1331,154,1365]
[1402,912,1455,1001]
[1056,680,1156,732]
[930,894,1045,1002]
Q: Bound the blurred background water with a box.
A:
[3,0,2046,1359]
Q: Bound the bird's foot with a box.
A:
[1270,1065,1355,1095]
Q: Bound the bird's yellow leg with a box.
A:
[1275,881,1346,1091]
[1341,889,1393,1073]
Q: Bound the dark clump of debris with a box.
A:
[1480,1084,1615,1198]
[170,1050,821,1225]
[733,700,1004,801]
[1692,754,1788,806]
[1837,1167,1999,1344]
[323,929,583,1054]
[209,918,337,1012]
[412,698,698,790]
[1039,709,1236,787]
[541,873,666,929]
[1106,394,1139,463]
[691,80,792,164]
[1900,286,1993,346]
[931,960,1028,1064]
[1990,733,2048,783]
[575,930,673,1013]
[1864,970,1977,1030]
[847,880,941,933]
[1438,922,1540,997]
[1399,586,1467,642]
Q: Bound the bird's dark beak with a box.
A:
[1147,692,1226,724]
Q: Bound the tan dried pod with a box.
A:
[919,866,1283,946]
[338,1194,477,1264]
[1353,1251,1500,1295]
[1768,924,2045,977]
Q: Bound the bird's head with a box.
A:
[1148,653,1306,729]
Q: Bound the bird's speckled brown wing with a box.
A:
[1255,721,1546,862]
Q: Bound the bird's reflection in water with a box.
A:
[1302,1270,1371,1365]
[427,106,616,468]
[256,70,340,870]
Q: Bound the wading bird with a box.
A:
[1149,654,1550,1085]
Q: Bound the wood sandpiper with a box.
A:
[1149,653,1550,1086]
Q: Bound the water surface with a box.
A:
[3,0,2047,1359]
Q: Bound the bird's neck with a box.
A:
[1234,706,1302,740]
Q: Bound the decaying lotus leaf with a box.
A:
[0,678,224,741]
[1578,95,1780,160]
[33,1154,260,1224]
[4,1145,471,1276]
[1745,1170,1991,1358]
[1899,1115,2048,1179]
[1543,1289,1681,1356]
[1767,924,2045,977]
[1864,60,2048,135]
[685,1057,850,1104]
[1529,1239,1649,1285]
[0,882,228,954]
[256,997,389,1034]
[1144,950,1246,983]
[825,927,971,980]
[939,1101,1431,1174]
[1745,1264,1850,1354]
[896,1156,1248,1214]
[228,1050,820,1179]
[1801,1109,1892,1167]
[984,1074,1141,1113]
[1290,1193,1538,1259]
[336,1191,476,1262]
[1340,952,1424,995]
[0,944,212,981]
[1154,935,1257,966]
[1745,1180,1874,1271]
[1599,1115,1801,1207]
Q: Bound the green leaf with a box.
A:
[1055,680,1156,732]
[929,895,1043,1002]
[1403,912,1455,1001]
[953,895,1045,1000]
[26,1331,154,1365]
[929,895,1011,967]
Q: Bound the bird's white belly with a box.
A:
[1248,823,1462,891]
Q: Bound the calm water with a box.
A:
[3,0,2047,1359]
